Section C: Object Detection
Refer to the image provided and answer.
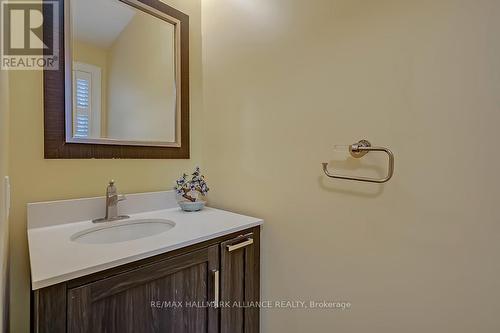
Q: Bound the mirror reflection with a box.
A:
[70,0,179,146]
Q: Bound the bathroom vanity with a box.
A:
[27,191,263,333]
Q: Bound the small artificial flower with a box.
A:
[174,167,210,201]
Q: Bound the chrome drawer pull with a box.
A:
[213,269,219,308]
[227,238,254,252]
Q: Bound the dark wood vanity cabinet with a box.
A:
[220,234,260,333]
[32,227,260,333]
[67,246,220,333]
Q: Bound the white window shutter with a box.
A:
[74,72,91,138]
[72,62,102,139]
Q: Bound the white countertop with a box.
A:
[27,192,263,290]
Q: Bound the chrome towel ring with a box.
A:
[322,140,394,184]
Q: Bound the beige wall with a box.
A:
[7,0,500,332]
[107,12,177,142]
[73,40,109,135]
[8,0,202,331]
[0,67,10,333]
[202,0,500,332]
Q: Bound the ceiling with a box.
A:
[73,0,136,48]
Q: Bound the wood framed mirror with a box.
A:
[43,0,189,159]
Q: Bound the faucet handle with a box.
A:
[109,180,115,186]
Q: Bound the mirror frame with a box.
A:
[43,0,190,159]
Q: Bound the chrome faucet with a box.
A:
[93,180,130,223]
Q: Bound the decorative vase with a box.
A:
[176,191,206,212]
[178,200,206,212]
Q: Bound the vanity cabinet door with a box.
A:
[220,231,260,333]
[67,246,219,333]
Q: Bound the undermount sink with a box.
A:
[71,219,176,244]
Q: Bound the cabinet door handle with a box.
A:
[226,238,254,252]
[213,269,219,308]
